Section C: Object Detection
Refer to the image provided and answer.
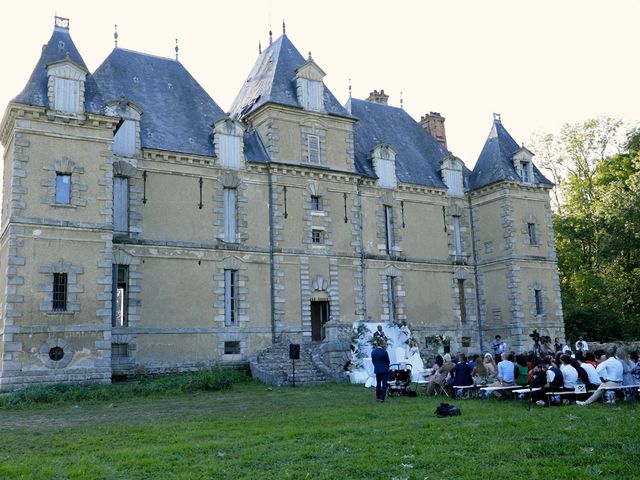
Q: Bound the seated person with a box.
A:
[426,354,454,395]
[450,353,474,388]
[514,354,529,387]
[472,355,491,385]
[559,354,578,389]
[491,352,516,386]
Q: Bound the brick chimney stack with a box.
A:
[366,89,389,105]
[420,112,447,150]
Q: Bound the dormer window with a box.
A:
[372,144,397,189]
[295,53,326,113]
[512,147,535,185]
[47,59,87,115]
[440,155,464,197]
[214,118,245,170]
[113,120,136,157]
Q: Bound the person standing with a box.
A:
[373,324,387,343]
[575,336,589,353]
[492,335,508,361]
[371,341,391,402]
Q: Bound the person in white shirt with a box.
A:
[575,336,589,352]
[579,359,602,389]
[495,353,515,386]
[577,349,624,405]
[559,355,578,389]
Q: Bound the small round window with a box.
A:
[49,346,65,361]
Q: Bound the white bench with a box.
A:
[512,387,542,399]
[453,385,481,399]
[479,385,522,399]
[599,384,640,403]
[545,389,597,406]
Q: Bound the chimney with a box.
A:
[420,112,447,150]
[366,89,389,105]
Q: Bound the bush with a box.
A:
[0,367,252,409]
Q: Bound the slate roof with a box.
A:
[12,26,104,114]
[348,98,449,188]
[229,34,350,119]
[469,118,553,189]
[93,48,226,157]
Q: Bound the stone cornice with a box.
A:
[469,180,553,198]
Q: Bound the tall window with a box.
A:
[224,270,239,326]
[55,173,71,204]
[453,216,462,258]
[307,135,320,164]
[52,273,68,312]
[301,79,323,111]
[458,279,467,323]
[113,120,136,157]
[384,205,394,255]
[311,195,322,211]
[386,276,397,323]
[112,265,128,327]
[527,222,537,245]
[54,78,80,113]
[377,148,396,188]
[535,289,543,315]
[113,176,129,234]
[223,188,237,243]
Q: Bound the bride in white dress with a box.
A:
[407,339,425,381]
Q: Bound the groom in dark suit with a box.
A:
[371,340,391,402]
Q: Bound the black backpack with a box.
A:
[435,402,461,417]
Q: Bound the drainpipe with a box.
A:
[268,165,277,344]
[468,192,484,353]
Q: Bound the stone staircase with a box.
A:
[250,341,336,386]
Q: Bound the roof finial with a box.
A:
[400,91,404,109]
[54,15,70,30]
[493,112,502,123]
[282,19,286,35]
[348,78,352,99]
[175,38,179,61]
[114,24,118,48]
[269,29,273,45]
[308,51,313,61]
[258,40,262,54]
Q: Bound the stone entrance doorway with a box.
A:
[310,300,330,341]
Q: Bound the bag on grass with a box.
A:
[435,402,461,417]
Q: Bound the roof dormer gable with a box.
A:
[46,58,88,114]
[213,117,245,170]
[106,99,143,158]
[295,53,326,112]
[372,142,397,189]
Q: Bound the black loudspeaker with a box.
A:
[289,344,300,360]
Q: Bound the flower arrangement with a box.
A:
[425,334,450,346]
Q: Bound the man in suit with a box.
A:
[371,340,391,402]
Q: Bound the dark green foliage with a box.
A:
[0,367,251,408]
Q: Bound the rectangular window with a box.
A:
[386,276,397,323]
[453,215,462,258]
[307,134,320,164]
[112,265,128,327]
[384,205,394,254]
[527,222,537,245]
[224,269,239,326]
[113,120,136,157]
[219,135,241,169]
[311,229,323,244]
[377,158,396,188]
[311,195,322,211]
[52,272,68,312]
[113,176,129,233]
[458,279,467,323]
[223,188,237,243]
[224,341,241,355]
[535,289,543,315]
[112,343,129,358]
[54,77,80,113]
[55,173,71,204]
[302,79,323,111]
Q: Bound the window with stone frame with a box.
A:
[224,341,241,355]
[311,195,322,211]
[311,229,324,244]
[223,187,237,243]
[113,176,129,234]
[53,77,80,113]
[373,145,397,189]
[113,119,137,157]
[386,276,397,323]
[458,279,467,323]
[55,173,71,204]
[535,289,544,315]
[452,215,463,258]
[527,222,537,245]
[112,264,129,327]
[52,273,68,312]
[307,134,321,164]
[384,205,394,255]
[224,269,239,326]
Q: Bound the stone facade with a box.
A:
[0,20,564,390]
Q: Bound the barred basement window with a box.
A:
[224,341,241,355]
[112,343,129,358]
[311,229,323,244]
[52,273,68,311]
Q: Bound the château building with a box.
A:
[0,17,564,390]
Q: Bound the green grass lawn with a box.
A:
[1,382,638,479]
